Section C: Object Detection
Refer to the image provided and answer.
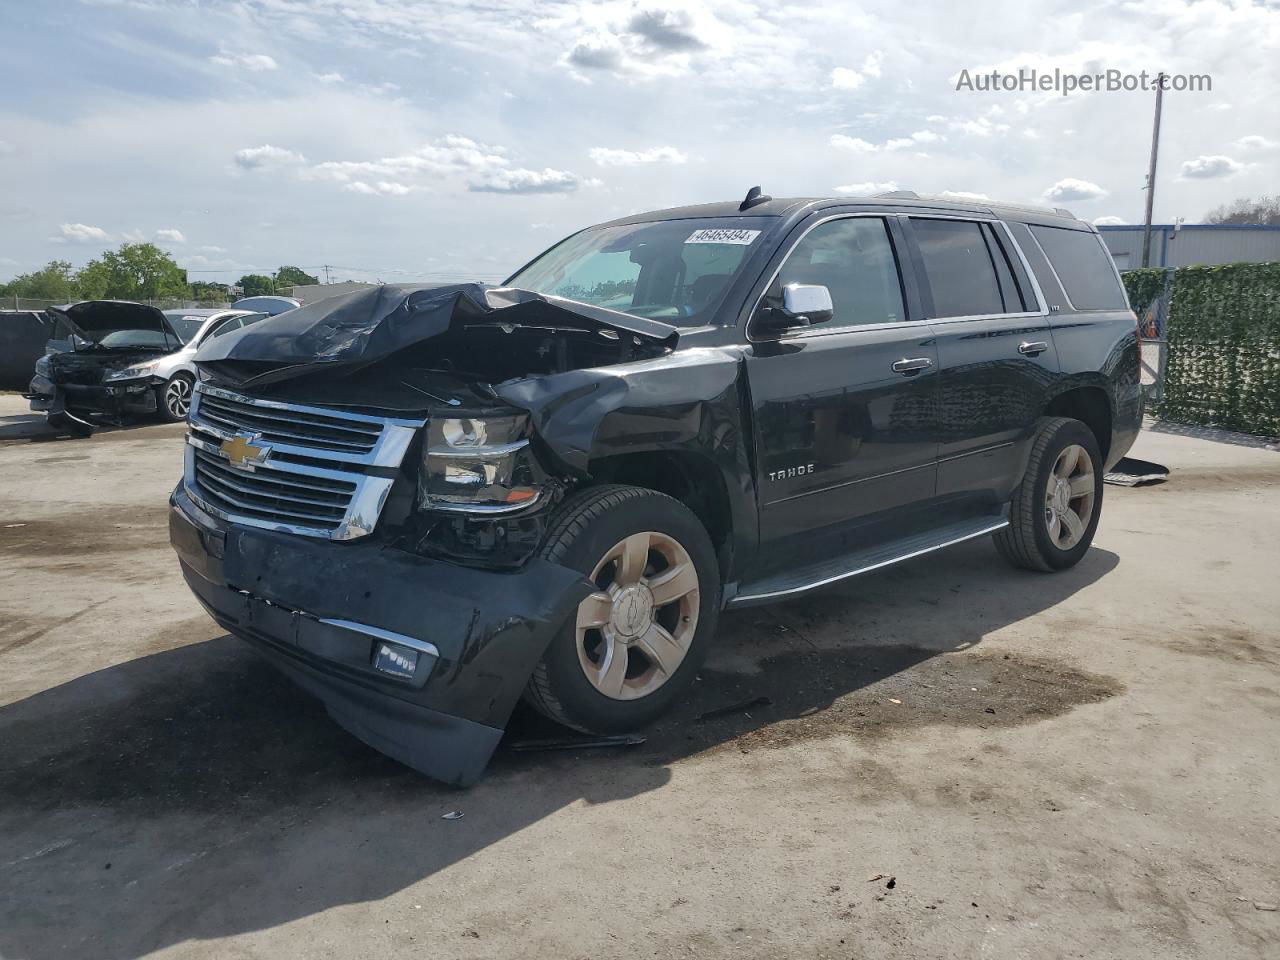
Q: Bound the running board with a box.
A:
[728,516,1009,607]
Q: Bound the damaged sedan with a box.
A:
[170,192,1141,785]
[27,301,267,435]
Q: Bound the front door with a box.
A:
[744,215,938,575]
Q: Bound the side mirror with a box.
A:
[754,283,834,336]
[782,283,834,324]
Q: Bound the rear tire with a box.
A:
[524,484,720,733]
[995,417,1103,572]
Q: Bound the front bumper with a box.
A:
[169,485,591,786]
[27,374,160,419]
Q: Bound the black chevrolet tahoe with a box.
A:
[169,189,1141,785]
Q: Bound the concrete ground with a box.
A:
[1,394,1277,960]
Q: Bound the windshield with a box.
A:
[164,312,215,345]
[506,217,772,325]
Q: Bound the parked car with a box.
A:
[169,189,1141,785]
[27,302,267,435]
[232,295,300,316]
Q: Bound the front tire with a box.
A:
[524,485,720,733]
[160,373,194,422]
[995,417,1103,572]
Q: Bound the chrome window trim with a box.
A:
[904,213,1050,321]
[1022,223,1130,314]
[746,213,915,343]
[747,212,1055,342]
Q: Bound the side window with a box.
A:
[1028,225,1128,310]
[981,223,1036,312]
[209,317,244,339]
[771,218,905,328]
[911,218,1005,318]
[238,312,268,328]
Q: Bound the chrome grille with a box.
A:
[184,383,425,540]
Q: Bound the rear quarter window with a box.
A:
[1029,225,1128,310]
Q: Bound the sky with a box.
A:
[0,0,1277,286]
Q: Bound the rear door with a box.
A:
[744,214,938,574]
[904,216,1056,517]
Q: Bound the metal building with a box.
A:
[1098,223,1280,269]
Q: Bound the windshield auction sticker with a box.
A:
[685,228,761,245]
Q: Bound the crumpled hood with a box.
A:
[50,300,172,344]
[193,282,679,388]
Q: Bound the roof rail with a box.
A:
[871,190,1076,220]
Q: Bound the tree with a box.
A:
[238,274,276,297]
[191,281,232,303]
[76,243,190,300]
[0,260,79,302]
[275,265,318,287]
[1204,195,1280,225]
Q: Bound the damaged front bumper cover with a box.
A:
[27,373,161,420]
[170,485,592,786]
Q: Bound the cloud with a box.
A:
[830,51,883,90]
[155,228,186,243]
[834,181,899,195]
[626,7,707,52]
[936,190,991,202]
[209,52,278,71]
[54,223,110,244]
[199,245,227,253]
[1043,178,1108,203]
[344,180,414,196]
[1179,155,1243,179]
[566,33,626,72]
[469,168,584,194]
[1093,215,1126,225]
[0,139,14,156]
[949,116,1010,137]
[588,145,687,166]
[830,134,878,153]
[831,130,941,153]
[316,72,344,83]
[234,144,308,170]
[303,136,508,185]
[830,67,866,91]
[1233,135,1277,152]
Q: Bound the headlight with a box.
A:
[33,355,50,376]
[418,413,542,513]
[104,360,161,382]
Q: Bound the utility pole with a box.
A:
[323,264,332,284]
[1141,72,1166,268]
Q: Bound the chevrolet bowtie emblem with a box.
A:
[220,433,269,468]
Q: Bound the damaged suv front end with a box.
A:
[168,278,721,784]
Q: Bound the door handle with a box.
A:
[891,357,933,374]
[1019,341,1049,356]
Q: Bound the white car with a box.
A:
[156,309,268,419]
[28,302,272,435]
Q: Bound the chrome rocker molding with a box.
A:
[729,518,1010,605]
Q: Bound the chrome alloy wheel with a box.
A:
[575,530,700,700]
[165,376,192,419]
[1044,443,1096,550]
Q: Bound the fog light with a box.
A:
[372,641,419,679]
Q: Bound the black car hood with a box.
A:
[194,283,679,389]
[49,300,173,344]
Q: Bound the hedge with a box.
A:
[1144,262,1280,437]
